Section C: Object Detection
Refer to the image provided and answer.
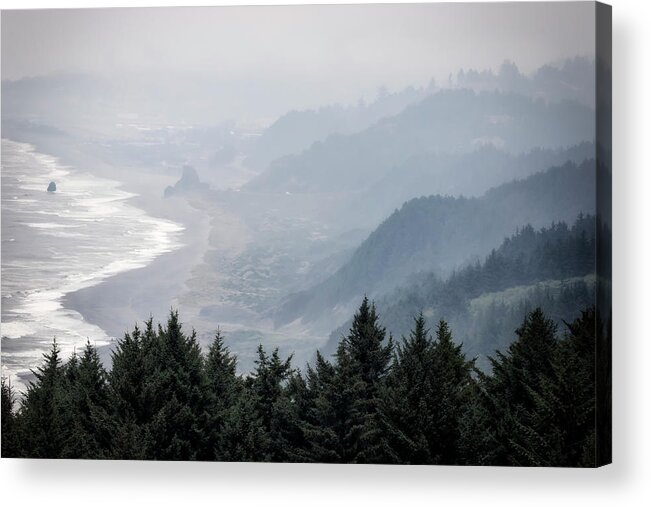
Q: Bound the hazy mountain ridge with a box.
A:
[454,57,596,106]
[245,84,435,171]
[246,57,596,175]
[321,213,606,364]
[245,89,595,194]
[272,159,597,331]
[346,142,595,227]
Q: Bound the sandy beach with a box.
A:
[62,196,210,349]
[2,129,214,370]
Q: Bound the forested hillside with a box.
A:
[246,57,596,175]
[1,301,609,466]
[274,160,596,330]
[323,214,610,366]
[352,142,594,223]
[455,57,596,106]
[245,84,434,171]
[245,89,594,194]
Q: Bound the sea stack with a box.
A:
[163,165,207,197]
[47,181,57,192]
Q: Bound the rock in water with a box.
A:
[47,181,57,192]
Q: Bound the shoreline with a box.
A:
[61,195,210,349]
[2,132,213,368]
[3,130,329,376]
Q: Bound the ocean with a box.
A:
[1,139,183,392]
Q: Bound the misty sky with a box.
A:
[1,3,596,122]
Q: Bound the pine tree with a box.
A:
[477,308,559,465]
[429,319,475,464]
[142,311,208,460]
[331,297,394,463]
[384,315,474,464]
[320,338,368,463]
[109,312,209,460]
[1,377,19,457]
[3,304,602,465]
[61,341,113,459]
[458,377,498,465]
[282,367,313,461]
[248,345,301,462]
[108,322,152,459]
[300,351,344,463]
[219,385,269,462]
[19,338,68,458]
[509,308,597,466]
[201,329,239,460]
[382,313,436,463]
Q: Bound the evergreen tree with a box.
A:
[2,305,602,466]
[510,308,597,466]
[282,365,313,461]
[110,324,146,424]
[384,315,474,464]
[457,378,498,465]
[1,377,19,457]
[429,320,475,463]
[219,385,268,462]
[332,297,394,463]
[248,345,301,462]
[142,311,208,460]
[382,313,436,463]
[475,308,559,465]
[300,351,344,463]
[61,341,113,459]
[201,329,239,460]
[108,321,154,459]
[18,339,68,458]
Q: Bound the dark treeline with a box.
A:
[465,280,597,367]
[325,214,607,361]
[387,213,601,320]
[2,300,607,466]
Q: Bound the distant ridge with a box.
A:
[272,159,596,331]
[246,89,595,195]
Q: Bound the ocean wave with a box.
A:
[1,138,185,393]
[24,222,82,229]
[1,321,38,340]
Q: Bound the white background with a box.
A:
[1,0,649,505]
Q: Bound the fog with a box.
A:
[1,3,604,386]
[2,3,595,122]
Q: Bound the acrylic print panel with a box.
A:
[0,2,611,466]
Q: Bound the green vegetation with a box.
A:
[322,214,609,364]
[1,301,606,466]
[275,164,598,330]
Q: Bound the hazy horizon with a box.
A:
[2,3,596,123]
